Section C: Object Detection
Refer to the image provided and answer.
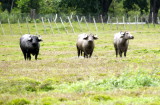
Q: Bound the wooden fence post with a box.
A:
[48,18,54,35]
[54,14,60,34]
[123,16,125,29]
[33,19,38,35]
[100,15,104,30]
[18,19,22,35]
[76,15,82,31]
[128,17,131,30]
[93,17,98,32]
[83,16,90,32]
[158,17,160,24]
[26,17,30,34]
[8,18,13,35]
[41,17,46,34]
[134,16,137,30]
[60,17,68,34]
[68,16,75,34]
[0,21,5,35]
[116,17,119,30]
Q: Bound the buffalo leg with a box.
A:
[89,51,93,58]
[119,50,122,57]
[115,49,118,57]
[80,50,83,56]
[84,53,88,58]
[124,51,127,57]
[35,54,38,60]
[23,52,27,60]
[77,49,80,57]
[27,53,31,60]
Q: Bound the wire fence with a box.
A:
[0,13,160,35]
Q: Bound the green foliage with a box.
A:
[0,77,40,93]
[7,98,30,105]
[16,0,41,13]
[123,0,149,14]
[39,0,61,14]
[41,97,58,105]
[39,79,56,91]
[91,94,113,101]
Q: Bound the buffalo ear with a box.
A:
[93,35,98,40]
[120,31,125,35]
[120,31,125,38]
[38,35,43,42]
[28,35,32,41]
[83,34,88,40]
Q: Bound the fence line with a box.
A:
[0,15,160,36]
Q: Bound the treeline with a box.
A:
[0,0,160,23]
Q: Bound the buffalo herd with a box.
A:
[20,32,134,60]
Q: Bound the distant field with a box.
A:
[0,23,160,105]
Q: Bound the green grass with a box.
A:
[0,23,160,105]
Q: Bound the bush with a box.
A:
[7,98,30,105]
[91,94,113,102]
[41,97,58,105]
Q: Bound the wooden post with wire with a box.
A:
[68,16,75,34]
[33,19,38,35]
[100,15,104,30]
[41,17,46,34]
[0,21,5,35]
[26,17,30,34]
[8,18,13,35]
[60,17,68,34]
[83,16,90,32]
[76,15,82,31]
[48,18,54,35]
[93,17,98,32]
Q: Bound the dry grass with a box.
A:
[0,24,160,104]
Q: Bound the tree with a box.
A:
[100,0,112,17]
[148,0,160,23]
[123,0,149,15]
[0,0,17,13]
[16,0,41,13]
[60,0,112,16]
[39,0,61,14]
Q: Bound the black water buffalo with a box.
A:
[20,34,42,60]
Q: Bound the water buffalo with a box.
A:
[20,34,42,60]
[76,33,98,58]
[114,31,134,57]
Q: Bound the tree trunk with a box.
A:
[148,0,160,23]
[101,0,112,21]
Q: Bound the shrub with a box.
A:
[91,94,113,102]
[41,97,58,105]
[7,98,30,105]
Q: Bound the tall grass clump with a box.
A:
[55,69,160,93]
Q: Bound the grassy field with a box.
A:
[0,23,160,105]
